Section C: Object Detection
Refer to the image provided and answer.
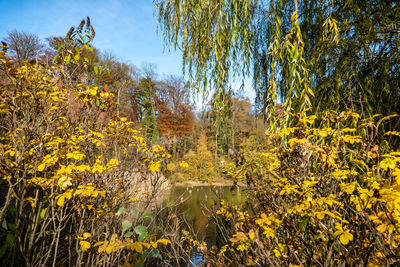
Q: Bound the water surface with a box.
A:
[163,185,245,246]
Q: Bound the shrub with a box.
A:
[0,25,170,266]
[207,110,400,266]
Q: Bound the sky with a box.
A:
[0,0,255,106]
[0,0,182,76]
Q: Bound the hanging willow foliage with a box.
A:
[154,0,316,125]
[155,0,257,137]
[155,0,400,130]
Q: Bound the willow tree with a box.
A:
[254,0,400,118]
[154,0,400,126]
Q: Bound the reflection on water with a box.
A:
[163,185,245,246]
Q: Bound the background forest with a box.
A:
[1,0,400,266]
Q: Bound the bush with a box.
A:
[0,26,170,266]
[206,110,400,266]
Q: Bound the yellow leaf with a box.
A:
[57,195,65,207]
[127,242,143,253]
[93,241,105,247]
[376,223,387,233]
[75,165,90,172]
[319,130,328,137]
[38,163,46,172]
[339,232,353,245]
[149,161,160,173]
[393,168,400,184]
[25,197,35,207]
[179,161,189,168]
[106,158,118,169]
[157,238,171,246]
[384,131,400,137]
[80,241,91,251]
[105,244,114,254]
[5,149,16,156]
[340,182,357,194]
[58,175,72,190]
[83,232,91,239]
[248,229,256,240]
[288,138,307,148]
[379,158,396,170]
[299,115,316,125]
[141,242,151,249]
[342,135,362,144]
[342,128,356,133]
[262,227,275,237]
[88,86,98,96]
[316,212,325,220]
[273,248,281,257]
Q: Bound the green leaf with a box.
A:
[141,250,149,260]
[96,98,100,107]
[57,43,63,52]
[7,223,16,232]
[143,213,154,220]
[134,225,147,235]
[122,220,132,232]
[124,231,133,238]
[0,234,14,258]
[134,225,148,241]
[299,216,309,232]
[116,207,126,216]
[2,220,7,230]
[131,209,138,214]
[40,208,47,220]
[94,66,98,74]
[150,249,162,259]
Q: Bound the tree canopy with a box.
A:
[155,0,400,123]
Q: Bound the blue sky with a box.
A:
[0,0,255,106]
[0,0,182,76]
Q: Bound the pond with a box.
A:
[162,185,246,265]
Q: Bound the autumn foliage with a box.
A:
[0,24,171,266]
[156,77,194,137]
[206,111,400,266]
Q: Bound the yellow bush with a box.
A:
[209,110,400,266]
[0,38,169,265]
